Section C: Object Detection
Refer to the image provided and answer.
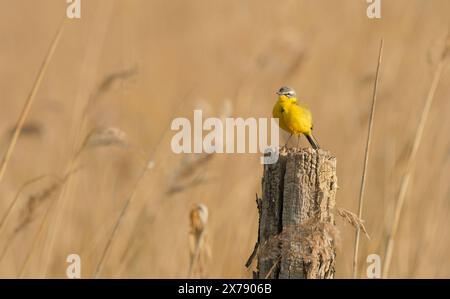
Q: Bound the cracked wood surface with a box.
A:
[255,148,337,279]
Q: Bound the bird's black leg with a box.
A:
[297,135,300,148]
[283,134,293,149]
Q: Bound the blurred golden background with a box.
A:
[0,0,449,278]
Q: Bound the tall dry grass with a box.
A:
[0,19,65,184]
[352,39,383,278]
[382,35,449,278]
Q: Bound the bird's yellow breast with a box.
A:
[272,96,313,135]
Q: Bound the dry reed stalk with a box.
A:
[92,155,154,278]
[0,175,62,264]
[0,19,65,185]
[382,40,448,278]
[166,98,232,195]
[352,39,383,279]
[6,122,42,139]
[19,197,58,278]
[188,204,209,278]
[0,175,59,235]
[91,118,178,278]
[41,2,117,276]
[188,230,206,278]
[168,175,215,195]
[93,88,197,278]
[41,128,87,277]
[0,169,78,276]
[91,121,164,278]
[166,98,233,195]
[75,126,130,159]
[264,256,281,279]
[174,154,215,180]
[111,92,224,277]
[337,208,370,240]
[93,131,165,278]
[34,125,128,275]
[91,68,137,101]
[40,125,128,277]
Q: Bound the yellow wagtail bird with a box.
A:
[272,86,320,149]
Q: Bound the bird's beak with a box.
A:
[276,91,281,95]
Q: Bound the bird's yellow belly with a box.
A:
[273,101,312,135]
[283,109,312,135]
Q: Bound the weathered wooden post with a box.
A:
[249,148,338,279]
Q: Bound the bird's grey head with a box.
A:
[276,86,296,98]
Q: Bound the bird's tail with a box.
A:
[305,133,320,150]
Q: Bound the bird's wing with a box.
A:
[273,102,290,132]
[300,104,313,127]
[272,102,282,119]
